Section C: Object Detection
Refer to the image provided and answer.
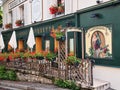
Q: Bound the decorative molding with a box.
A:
[8,0,27,10]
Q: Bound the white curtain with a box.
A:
[32,0,42,23]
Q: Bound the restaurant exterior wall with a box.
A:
[77,1,120,67]
[2,1,120,67]
[2,0,120,66]
[2,14,75,52]
[2,0,112,30]
[1,1,120,89]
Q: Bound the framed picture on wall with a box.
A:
[85,26,112,59]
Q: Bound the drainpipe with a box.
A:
[29,0,32,24]
[41,0,44,21]
[81,28,84,59]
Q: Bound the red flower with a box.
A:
[15,20,22,26]
[5,23,12,29]
[49,6,58,14]
[103,48,108,53]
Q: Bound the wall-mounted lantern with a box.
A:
[90,13,101,18]
[96,0,103,4]
[66,21,74,27]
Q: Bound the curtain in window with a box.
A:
[32,0,42,23]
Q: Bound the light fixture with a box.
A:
[90,13,101,18]
[96,0,103,4]
[66,21,74,27]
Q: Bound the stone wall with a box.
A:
[16,70,52,84]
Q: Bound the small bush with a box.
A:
[54,79,81,90]
[6,70,17,80]
[0,65,17,80]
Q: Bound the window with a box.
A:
[49,0,65,16]
[45,40,50,52]
[8,11,13,24]
[18,40,24,51]
[19,5,24,24]
[69,38,74,54]
[57,0,65,15]
[35,37,42,52]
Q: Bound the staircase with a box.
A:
[90,78,111,90]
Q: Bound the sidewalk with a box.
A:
[0,80,69,90]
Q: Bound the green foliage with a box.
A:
[6,70,17,81]
[34,53,44,58]
[56,31,64,39]
[0,66,17,80]
[19,52,24,59]
[0,7,3,24]
[89,47,94,57]
[54,79,81,90]
[46,52,57,61]
[65,56,81,65]
[0,66,6,79]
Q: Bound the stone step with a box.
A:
[76,78,111,90]
[0,85,22,90]
[91,78,111,90]
[0,80,69,90]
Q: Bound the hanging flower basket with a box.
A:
[5,23,12,29]
[50,29,65,41]
[15,20,23,26]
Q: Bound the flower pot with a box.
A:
[61,36,66,41]
[51,61,58,68]
[56,37,61,41]
[52,57,56,61]
[56,36,65,41]
[36,56,44,60]
[74,62,79,67]
[16,23,22,26]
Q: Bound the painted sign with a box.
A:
[85,26,112,58]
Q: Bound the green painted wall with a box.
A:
[78,1,120,67]
[2,14,75,53]
[2,1,120,67]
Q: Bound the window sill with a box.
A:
[55,13,64,17]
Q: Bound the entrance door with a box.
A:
[18,40,24,51]
[35,37,42,52]
[76,32,82,58]
[66,29,84,58]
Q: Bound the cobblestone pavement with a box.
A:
[0,80,69,90]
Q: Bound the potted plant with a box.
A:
[65,56,81,67]
[15,19,23,26]
[35,53,44,60]
[46,52,57,62]
[55,31,65,40]
[57,6,64,14]
[51,30,65,41]
[49,5,58,15]
[5,23,12,29]
[0,53,8,61]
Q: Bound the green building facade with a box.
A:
[2,1,120,67]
